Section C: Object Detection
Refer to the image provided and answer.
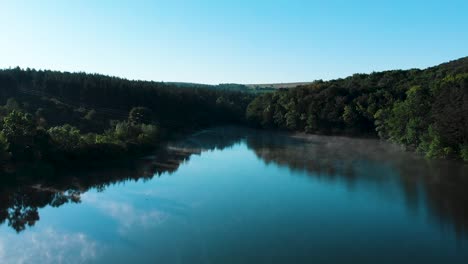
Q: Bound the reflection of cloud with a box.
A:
[0,240,4,260]
[0,228,98,264]
[83,193,168,234]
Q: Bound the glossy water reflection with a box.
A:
[0,127,467,263]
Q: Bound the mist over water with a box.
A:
[0,127,467,263]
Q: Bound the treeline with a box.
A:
[0,68,253,131]
[0,68,253,167]
[0,56,466,164]
[246,57,468,161]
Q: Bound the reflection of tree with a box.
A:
[7,193,40,233]
[1,127,467,238]
[0,186,83,232]
[422,162,468,236]
[170,126,247,152]
[0,127,246,232]
[245,131,468,237]
[246,133,396,184]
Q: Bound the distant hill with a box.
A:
[166,82,251,92]
[245,82,313,90]
[166,81,312,93]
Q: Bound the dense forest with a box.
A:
[0,56,466,170]
[0,68,253,168]
[246,57,468,161]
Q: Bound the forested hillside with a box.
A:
[246,57,468,160]
[0,57,466,168]
[0,68,253,167]
[0,68,252,130]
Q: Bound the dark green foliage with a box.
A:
[383,86,432,147]
[0,132,10,164]
[1,111,43,160]
[0,67,253,169]
[246,57,468,160]
[431,74,468,151]
[417,125,453,159]
[0,67,253,131]
[460,145,468,161]
[5,98,20,111]
[0,57,466,163]
[0,110,161,165]
[100,121,159,147]
[48,125,83,152]
[129,107,153,125]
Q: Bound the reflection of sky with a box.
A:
[82,193,168,235]
[0,227,98,264]
[1,140,468,263]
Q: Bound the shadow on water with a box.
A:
[246,132,468,237]
[0,126,246,233]
[1,126,467,238]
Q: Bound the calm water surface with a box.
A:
[1,127,467,263]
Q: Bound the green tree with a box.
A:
[385,86,431,147]
[129,107,153,124]
[48,125,83,152]
[460,145,468,161]
[1,111,38,160]
[84,109,97,121]
[0,131,10,163]
[5,98,20,111]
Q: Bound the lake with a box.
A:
[1,127,467,264]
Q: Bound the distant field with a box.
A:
[245,82,313,89]
[164,81,314,93]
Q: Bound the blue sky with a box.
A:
[0,0,467,84]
